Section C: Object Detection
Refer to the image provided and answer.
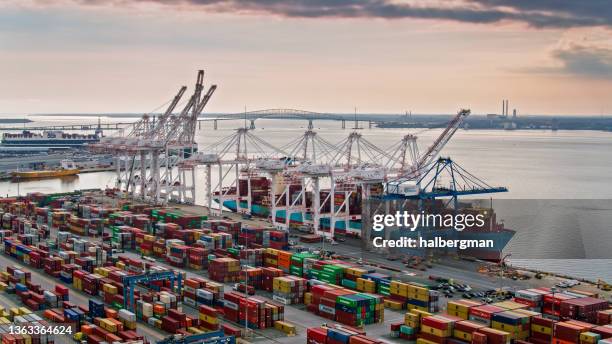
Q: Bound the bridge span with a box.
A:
[0,109,376,131]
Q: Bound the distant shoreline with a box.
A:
[3,113,612,132]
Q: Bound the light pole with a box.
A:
[550,286,557,344]
[242,264,252,338]
[499,253,512,295]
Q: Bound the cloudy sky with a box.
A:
[1,0,611,115]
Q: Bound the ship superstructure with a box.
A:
[2,130,100,147]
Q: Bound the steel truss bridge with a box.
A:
[0,109,360,132]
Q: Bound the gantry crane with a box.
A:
[90,70,216,205]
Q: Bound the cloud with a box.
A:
[15,0,612,29]
[519,28,612,79]
[552,45,612,78]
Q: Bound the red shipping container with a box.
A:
[455,320,486,333]
[418,332,447,344]
[87,334,104,344]
[168,309,187,322]
[472,332,487,344]
[470,305,505,319]
[349,335,381,344]
[306,327,327,344]
[560,297,609,322]
[477,327,510,344]
[532,316,555,327]
[55,284,69,296]
[553,322,585,342]
[422,315,455,330]
[161,316,181,333]
[221,323,242,337]
[597,311,612,325]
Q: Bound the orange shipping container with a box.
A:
[551,338,574,344]
[106,309,118,319]
[81,325,94,335]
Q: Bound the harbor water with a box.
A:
[1,115,611,281]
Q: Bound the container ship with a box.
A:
[11,159,80,180]
[213,174,514,261]
[213,174,364,235]
[1,130,100,147]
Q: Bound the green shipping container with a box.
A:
[342,279,357,290]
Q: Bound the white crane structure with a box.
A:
[189,127,289,216]
[93,78,470,239]
[189,108,468,240]
[89,70,217,205]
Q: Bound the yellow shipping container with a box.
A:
[531,324,552,335]
[416,338,438,344]
[412,309,432,319]
[384,300,404,310]
[408,293,429,302]
[447,310,468,320]
[345,268,368,278]
[405,312,419,323]
[493,301,527,310]
[100,318,117,333]
[95,267,110,277]
[123,320,137,330]
[454,330,472,341]
[580,332,600,344]
[356,278,376,293]
[491,322,528,340]
[274,321,296,335]
[199,314,219,324]
[103,283,118,294]
[405,320,419,328]
[304,292,312,305]
[10,308,21,318]
[73,278,82,290]
[448,299,482,313]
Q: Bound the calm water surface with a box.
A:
[1,116,611,281]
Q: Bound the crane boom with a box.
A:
[415,109,470,171]
[187,84,217,142]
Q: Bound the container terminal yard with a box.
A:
[0,71,610,344]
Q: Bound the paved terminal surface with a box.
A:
[1,197,608,344]
[118,249,407,344]
[176,203,609,295]
[0,252,167,343]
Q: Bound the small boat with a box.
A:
[12,160,80,180]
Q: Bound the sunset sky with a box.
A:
[1,0,611,115]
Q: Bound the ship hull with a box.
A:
[387,228,515,262]
[215,199,514,260]
[12,169,80,179]
[215,199,362,234]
